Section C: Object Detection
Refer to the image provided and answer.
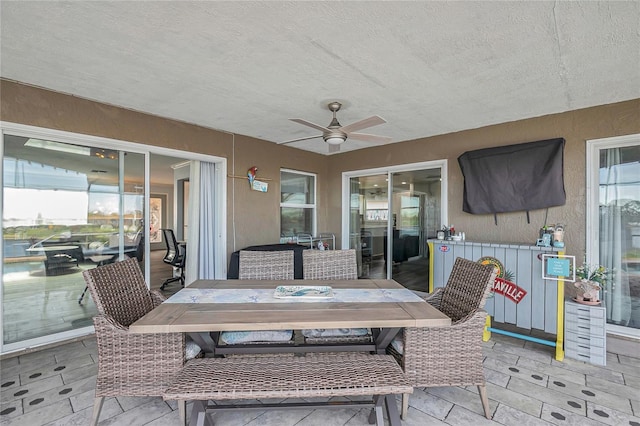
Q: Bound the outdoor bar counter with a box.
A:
[427,239,565,360]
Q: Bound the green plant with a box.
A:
[576,263,611,286]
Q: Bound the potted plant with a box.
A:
[574,262,611,305]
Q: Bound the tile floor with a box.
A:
[1,333,639,426]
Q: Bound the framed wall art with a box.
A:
[149,194,167,244]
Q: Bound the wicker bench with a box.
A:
[163,353,412,426]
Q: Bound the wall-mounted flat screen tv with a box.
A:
[458,138,566,216]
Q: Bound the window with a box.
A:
[586,134,640,338]
[280,169,316,237]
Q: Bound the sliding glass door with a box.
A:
[587,134,640,338]
[2,131,145,351]
[343,161,446,289]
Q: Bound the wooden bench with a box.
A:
[163,353,412,426]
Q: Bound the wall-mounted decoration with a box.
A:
[478,256,527,304]
[149,194,166,243]
[228,166,272,192]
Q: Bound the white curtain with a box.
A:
[185,161,200,285]
[601,148,631,326]
[197,162,217,279]
[184,160,218,284]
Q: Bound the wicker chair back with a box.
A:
[439,257,496,322]
[239,250,294,279]
[82,257,154,326]
[302,249,358,280]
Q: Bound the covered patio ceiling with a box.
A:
[1,1,639,155]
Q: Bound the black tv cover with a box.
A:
[458,138,566,215]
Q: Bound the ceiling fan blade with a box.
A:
[279,135,323,145]
[340,115,386,134]
[348,132,393,143]
[328,144,340,153]
[290,118,331,133]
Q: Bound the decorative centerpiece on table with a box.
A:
[574,262,610,305]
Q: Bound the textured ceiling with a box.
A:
[1,1,639,155]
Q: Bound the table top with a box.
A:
[130,279,451,333]
[25,245,79,252]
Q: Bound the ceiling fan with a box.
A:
[280,101,392,153]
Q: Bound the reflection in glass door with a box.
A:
[346,163,444,290]
[588,135,640,337]
[390,170,442,291]
[349,174,388,278]
[2,132,145,351]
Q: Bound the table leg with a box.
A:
[374,327,401,354]
[385,394,403,426]
[188,332,218,355]
[189,400,213,426]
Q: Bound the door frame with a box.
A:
[0,121,227,354]
[586,132,640,339]
[341,160,448,278]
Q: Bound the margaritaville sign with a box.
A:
[478,256,527,304]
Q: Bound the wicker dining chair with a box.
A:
[302,248,358,280]
[301,249,372,344]
[82,257,185,426]
[238,250,294,280]
[219,250,295,346]
[388,257,498,420]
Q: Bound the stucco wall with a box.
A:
[327,99,640,259]
[2,80,638,265]
[0,80,327,261]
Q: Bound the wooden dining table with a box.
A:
[130,278,451,356]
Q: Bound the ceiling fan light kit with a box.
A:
[281,101,392,152]
[325,134,346,145]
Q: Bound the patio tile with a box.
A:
[586,400,640,425]
[551,356,624,385]
[0,398,22,420]
[548,375,634,414]
[22,376,96,414]
[540,402,606,425]
[442,404,494,425]
[630,398,640,417]
[482,381,542,417]
[516,356,588,386]
[624,373,640,390]
[296,406,362,425]
[19,355,94,385]
[425,386,494,419]
[59,363,97,384]
[601,359,640,378]
[396,407,447,425]
[0,357,19,371]
[618,354,640,368]
[586,374,640,400]
[1,333,639,426]
[0,374,20,394]
[482,346,520,365]
[406,388,453,420]
[492,341,556,364]
[42,397,123,426]
[492,404,550,425]
[67,389,94,412]
[243,406,310,425]
[483,356,549,388]
[1,375,63,404]
[96,398,172,426]
[483,366,511,387]
[0,398,72,426]
[115,396,161,412]
[507,376,586,416]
